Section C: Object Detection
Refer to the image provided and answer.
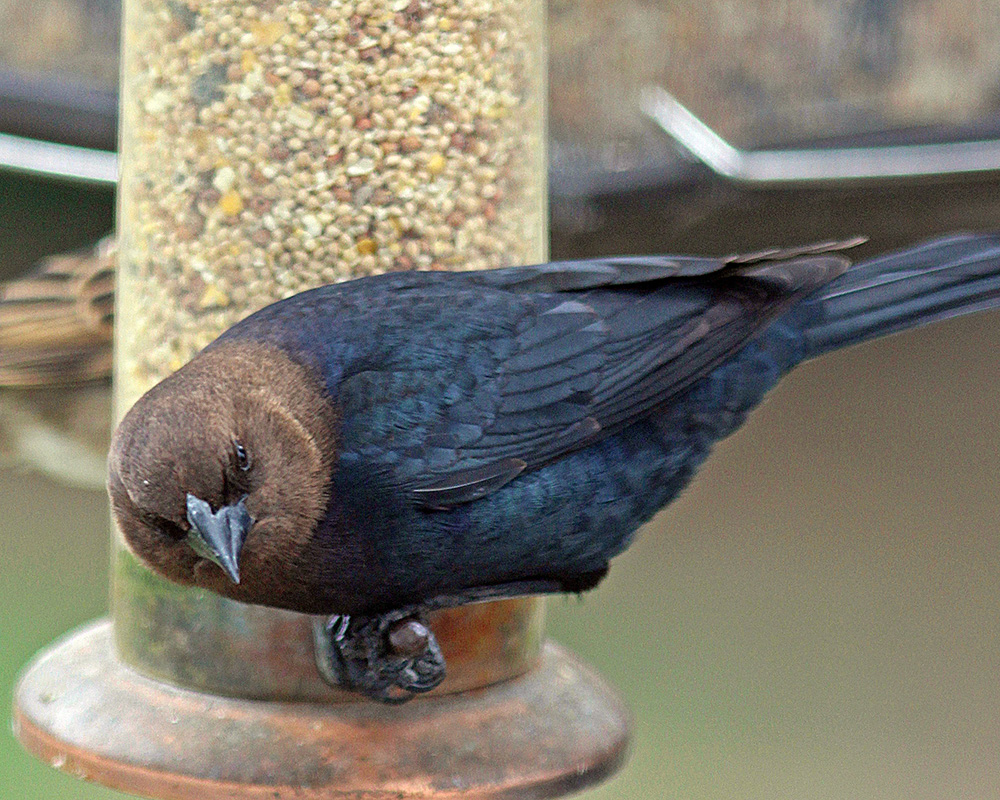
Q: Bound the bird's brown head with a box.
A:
[108,340,338,610]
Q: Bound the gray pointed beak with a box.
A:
[185,493,254,584]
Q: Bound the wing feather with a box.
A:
[336,244,856,508]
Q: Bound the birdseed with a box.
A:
[116,0,547,409]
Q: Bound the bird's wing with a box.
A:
[474,239,862,292]
[338,243,856,509]
[0,239,115,387]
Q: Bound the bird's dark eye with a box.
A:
[234,440,251,472]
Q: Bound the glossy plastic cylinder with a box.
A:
[114,0,548,700]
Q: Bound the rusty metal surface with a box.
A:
[13,619,631,800]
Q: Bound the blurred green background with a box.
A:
[6,308,1000,799]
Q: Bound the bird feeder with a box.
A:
[14,1,631,797]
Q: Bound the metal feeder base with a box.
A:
[13,620,631,799]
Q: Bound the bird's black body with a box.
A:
[110,232,1000,700]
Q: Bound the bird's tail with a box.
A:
[801,232,1000,359]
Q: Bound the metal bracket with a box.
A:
[0,131,117,185]
[641,85,1000,184]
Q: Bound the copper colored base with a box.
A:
[13,620,631,799]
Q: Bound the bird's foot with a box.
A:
[310,574,607,703]
[311,607,445,703]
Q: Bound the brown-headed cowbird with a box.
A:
[108,233,1000,701]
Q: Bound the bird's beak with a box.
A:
[184,493,254,584]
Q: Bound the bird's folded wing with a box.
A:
[348,243,858,509]
[0,239,114,387]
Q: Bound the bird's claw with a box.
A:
[311,608,445,703]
